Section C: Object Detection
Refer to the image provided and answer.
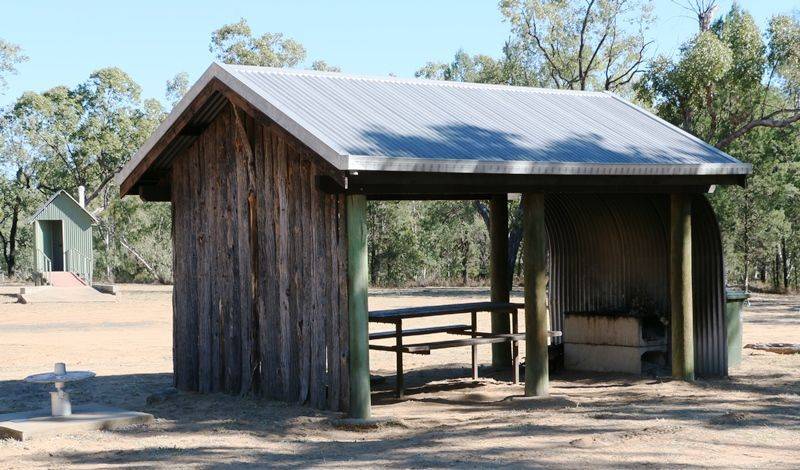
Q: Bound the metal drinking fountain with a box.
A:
[24,363,95,417]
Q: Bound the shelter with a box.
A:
[116,63,751,418]
[30,189,96,285]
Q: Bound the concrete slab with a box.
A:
[0,404,153,441]
[17,286,117,304]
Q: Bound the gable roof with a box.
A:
[29,190,98,225]
[117,63,751,195]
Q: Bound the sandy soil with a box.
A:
[0,285,798,468]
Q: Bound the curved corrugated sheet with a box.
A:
[545,194,727,377]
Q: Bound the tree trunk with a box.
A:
[103,187,114,282]
[781,238,790,291]
[461,237,470,285]
[475,200,523,292]
[4,201,20,277]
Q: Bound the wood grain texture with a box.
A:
[171,101,349,410]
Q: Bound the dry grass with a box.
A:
[0,285,798,468]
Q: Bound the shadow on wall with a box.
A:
[348,123,727,166]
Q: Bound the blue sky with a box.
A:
[1,0,797,107]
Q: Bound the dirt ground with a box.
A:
[0,285,798,469]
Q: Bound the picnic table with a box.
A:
[368,301,561,397]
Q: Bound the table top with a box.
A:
[369,301,524,322]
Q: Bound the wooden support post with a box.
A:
[471,311,478,380]
[346,194,371,418]
[522,193,549,396]
[489,195,512,367]
[395,320,404,398]
[670,194,695,381]
[512,310,520,384]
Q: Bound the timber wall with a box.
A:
[546,194,727,377]
[170,102,349,410]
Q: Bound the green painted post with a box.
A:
[522,193,549,396]
[670,194,695,381]
[347,194,371,418]
[490,195,512,367]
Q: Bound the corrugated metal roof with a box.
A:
[117,63,751,189]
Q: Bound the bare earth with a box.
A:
[0,285,798,468]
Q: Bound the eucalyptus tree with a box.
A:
[165,72,190,107]
[0,39,27,93]
[636,4,800,290]
[0,108,39,277]
[7,68,167,281]
[499,0,655,91]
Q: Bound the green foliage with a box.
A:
[416,50,507,84]
[636,4,800,290]
[210,19,306,67]
[165,72,190,106]
[0,39,27,93]
[366,200,489,287]
[0,67,167,281]
[499,0,654,91]
[310,60,341,72]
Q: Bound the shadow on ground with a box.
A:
[3,362,798,468]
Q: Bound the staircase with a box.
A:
[19,271,115,304]
[47,271,88,287]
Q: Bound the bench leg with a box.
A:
[512,311,520,384]
[395,320,404,398]
[471,312,478,380]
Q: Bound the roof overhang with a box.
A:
[117,63,752,198]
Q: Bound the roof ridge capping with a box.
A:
[218,62,610,97]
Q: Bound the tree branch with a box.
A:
[577,0,596,89]
[716,109,800,149]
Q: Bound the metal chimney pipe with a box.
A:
[78,186,85,208]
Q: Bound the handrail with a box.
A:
[36,249,52,285]
[65,249,93,286]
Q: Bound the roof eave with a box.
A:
[346,155,753,177]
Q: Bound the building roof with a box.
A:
[28,190,98,225]
[117,63,751,194]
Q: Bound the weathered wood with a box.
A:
[523,192,549,397]
[121,79,226,196]
[233,106,256,394]
[170,97,350,410]
[369,301,523,321]
[399,335,532,353]
[346,194,371,419]
[337,194,350,412]
[744,343,800,354]
[670,193,695,381]
[489,195,512,367]
[197,115,213,393]
[369,324,472,340]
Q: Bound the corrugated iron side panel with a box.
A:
[545,194,726,377]
[691,195,727,376]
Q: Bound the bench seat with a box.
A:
[369,324,471,340]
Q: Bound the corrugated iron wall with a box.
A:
[690,195,727,376]
[545,193,727,377]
